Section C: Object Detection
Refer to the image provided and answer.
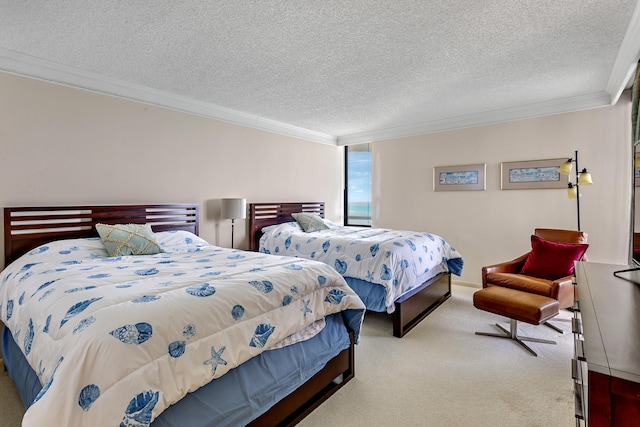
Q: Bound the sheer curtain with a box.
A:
[631,61,640,264]
[634,60,640,145]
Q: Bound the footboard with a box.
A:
[392,272,451,337]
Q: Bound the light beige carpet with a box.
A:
[0,285,575,427]
[300,285,575,427]
[0,358,24,427]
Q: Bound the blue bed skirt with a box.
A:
[2,313,351,427]
[345,271,455,313]
[344,277,388,312]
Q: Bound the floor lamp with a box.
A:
[558,150,593,231]
[221,198,246,248]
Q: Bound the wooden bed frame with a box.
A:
[248,202,451,338]
[3,203,355,427]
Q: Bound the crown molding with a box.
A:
[336,91,613,146]
[0,48,337,146]
[606,0,640,104]
[1,46,633,148]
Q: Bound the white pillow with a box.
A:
[261,221,302,235]
[154,230,212,252]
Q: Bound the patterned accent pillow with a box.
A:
[95,223,163,256]
[291,212,329,233]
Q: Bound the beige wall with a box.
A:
[372,93,632,286]
[0,72,344,268]
[1,72,633,286]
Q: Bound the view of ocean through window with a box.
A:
[346,145,372,226]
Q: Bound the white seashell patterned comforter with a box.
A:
[259,222,464,313]
[0,231,365,427]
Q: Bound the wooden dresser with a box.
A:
[573,261,640,426]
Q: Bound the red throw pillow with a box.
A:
[520,235,589,280]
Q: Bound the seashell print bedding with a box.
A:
[0,230,365,427]
[259,222,464,313]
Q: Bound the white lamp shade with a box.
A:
[221,198,246,220]
[567,184,578,199]
[578,169,593,185]
[557,159,573,176]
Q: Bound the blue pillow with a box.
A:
[95,223,163,256]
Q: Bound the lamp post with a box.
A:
[558,150,593,231]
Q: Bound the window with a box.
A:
[344,143,372,226]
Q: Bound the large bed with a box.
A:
[0,204,365,427]
[248,202,463,338]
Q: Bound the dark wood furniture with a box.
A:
[3,204,199,266]
[248,201,452,338]
[3,204,355,427]
[573,261,640,426]
[248,202,326,252]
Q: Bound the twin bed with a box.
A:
[249,202,463,338]
[0,204,365,427]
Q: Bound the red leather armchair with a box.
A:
[482,228,588,311]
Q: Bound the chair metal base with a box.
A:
[544,309,574,333]
[475,319,557,356]
[544,318,568,334]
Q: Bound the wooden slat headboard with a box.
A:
[248,202,324,251]
[4,204,199,266]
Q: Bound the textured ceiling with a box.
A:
[1,1,639,145]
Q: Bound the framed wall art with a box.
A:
[433,163,486,191]
[500,158,568,190]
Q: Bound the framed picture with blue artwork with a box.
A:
[433,163,486,191]
[500,158,568,190]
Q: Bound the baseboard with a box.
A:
[452,280,481,289]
